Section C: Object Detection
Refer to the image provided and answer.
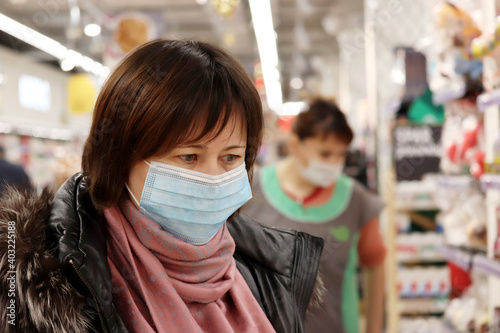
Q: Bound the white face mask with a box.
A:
[298,159,343,187]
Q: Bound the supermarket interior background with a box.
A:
[1,0,500,332]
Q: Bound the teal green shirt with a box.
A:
[243,165,384,333]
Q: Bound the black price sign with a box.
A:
[393,126,442,181]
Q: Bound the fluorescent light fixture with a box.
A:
[248,0,283,113]
[0,13,109,78]
[280,101,307,116]
[196,0,208,4]
[84,23,101,37]
[0,13,67,59]
[60,58,75,71]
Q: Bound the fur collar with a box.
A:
[0,186,91,333]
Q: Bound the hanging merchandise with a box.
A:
[441,99,485,178]
[103,12,159,69]
[67,74,97,115]
[212,0,240,18]
[442,273,490,332]
[434,2,482,60]
[470,16,500,58]
[437,187,487,251]
[430,2,484,104]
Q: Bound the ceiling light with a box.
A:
[290,77,303,90]
[60,50,82,71]
[280,101,307,116]
[248,0,283,113]
[0,13,109,78]
[84,23,101,37]
[60,58,75,71]
[196,0,209,4]
[0,13,67,60]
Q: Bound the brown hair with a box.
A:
[82,39,263,209]
[293,98,353,144]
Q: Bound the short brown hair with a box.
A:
[82,39,263,209]
[293,98,353,144]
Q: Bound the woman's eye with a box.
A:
[320,152,332,158]
[222,154,239,163]
[180,154,197,163]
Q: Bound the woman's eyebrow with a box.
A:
[177,145,246,151]
[179,144,208,150]
[223,145,246,151]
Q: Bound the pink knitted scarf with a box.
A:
[104,199,275,333]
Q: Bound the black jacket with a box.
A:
[0,173,324,333]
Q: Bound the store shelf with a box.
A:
[472,255,500,279]
[480,174,500,191]
[399,298,449,315]
[437,175,474,191]
[438,245,474,271]
[0,122,78,141]
[396,202,440,211]
[398,258,447,265]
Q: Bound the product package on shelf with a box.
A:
[397,266,450,299]
[397,232,445,263]
[400,317,443,333]
[441,99,485,179]
[395,176,439,211]
[435,176,487,251]
[443,273,490,332]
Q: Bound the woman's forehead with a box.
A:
[305,134,348,147]
[184,111,247,145]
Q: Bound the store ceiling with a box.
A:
[0,0,363,102]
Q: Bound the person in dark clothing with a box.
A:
[0,145,31,195]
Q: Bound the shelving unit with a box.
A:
[477,88,500,112]
[438,245,474,272]
[366,0,500,331]
[399,298,448,315]
[473,255,500,278]
[480,174,500,191]
[481,0,500,322]
[439,245,500,279]
[398,258,447,265]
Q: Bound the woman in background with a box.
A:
[243,98,386,333]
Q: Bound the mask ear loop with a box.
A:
[125,183,142,208]
[125,159,156,208]
[124,159,153,208]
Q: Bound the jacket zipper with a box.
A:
[69,259,109,333]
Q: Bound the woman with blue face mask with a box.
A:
[0,40,324,333]
[243,98,386,333]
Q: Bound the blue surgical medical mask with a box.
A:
[126,160,252,245]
